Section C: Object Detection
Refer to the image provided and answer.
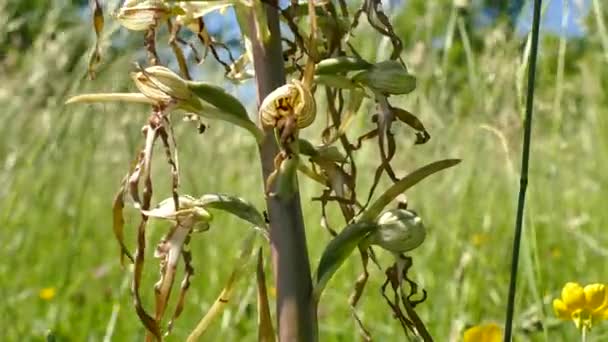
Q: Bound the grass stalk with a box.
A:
[503,0,543,340]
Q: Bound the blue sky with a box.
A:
[516,0,591,37]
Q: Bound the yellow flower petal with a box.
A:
[463,323,502,342]
[553,299,573,320]
[39,287,56,301]
[562,282,585,309]
[584,284,606,311]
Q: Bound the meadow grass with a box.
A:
[1,1,608,341]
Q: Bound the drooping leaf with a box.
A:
[358,159,461,222]
[197,193,267,230]
[392,107,430,144]
[186,81,264,142]
[186,81,249,120]
[314,222,378,301]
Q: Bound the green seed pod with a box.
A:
[259,79,316,129]
[353,60,416,95]
[116,0,170,31]
[370,209,425,253]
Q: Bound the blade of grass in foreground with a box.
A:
[503,0,543,340]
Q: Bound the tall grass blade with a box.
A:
[503,0,543,340]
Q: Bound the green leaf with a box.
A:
[297,138,318,157]
[315,56,372,75]
[65,93,157,105]
[186,81,264,143]
[186,81,249,121]
[313,222,378,301]
[353,60,417,95]
[358,159,461,222]
[197,193,267,230]
[298,139,346,164]
[314,74,358,89]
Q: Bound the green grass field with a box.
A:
[2,1,608,341]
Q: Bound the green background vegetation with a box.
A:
[1,0,607,340]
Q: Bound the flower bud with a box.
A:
[353,60,416,95]
[116,0,170,31]
[131,66,201,111]
[370,209,425,253]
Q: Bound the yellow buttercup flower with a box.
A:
[471,233,489,247]
[553,282,608,330]
[39,287,57,301]
[463,323,502,342]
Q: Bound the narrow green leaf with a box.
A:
[186,81,249,120]
[65,93,157,105]
[197,193,267,230]
[297,138,318,157]
[314,74,358,89]
[186,81,264,143]
[315,56,372,75]
[313,222,378,301]
[353,60,417,95]
[359,159,461,222]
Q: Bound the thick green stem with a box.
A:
[247,3,317,341]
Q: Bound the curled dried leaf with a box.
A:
[112,178,134,264]
[392,107,430,144]
[87,0,104,79]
